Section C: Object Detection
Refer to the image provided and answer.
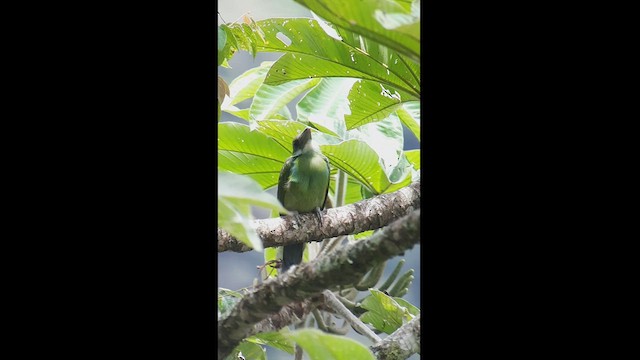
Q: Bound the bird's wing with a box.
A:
[321,155,331,210]
[277,156,295,213]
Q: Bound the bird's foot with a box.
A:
[314,207,324,227]
[289,211,301,229]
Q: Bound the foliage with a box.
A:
[287,329,376,360]
[218,172,288,251]
[218,0,421,358]
[359,289,419,335]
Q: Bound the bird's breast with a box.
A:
[284,153,329,212]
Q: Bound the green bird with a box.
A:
[277,127,331,272]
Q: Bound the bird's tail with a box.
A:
[282,243,304,273]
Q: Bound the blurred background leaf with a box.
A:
[218,171,289,251]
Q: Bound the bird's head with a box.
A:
[292,127,314,156]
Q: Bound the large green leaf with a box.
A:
[320,140,389,194]
[347,112,404,175]
[247,330,295,355]
[218,172,289,251]
[218,122,291,189]
[250,77,321,120]
[225,105,292,122]
[224,341,266,360]
[218,172,288,214]
[334,26,420,93]
[387,0,415,13]
[294,0,420,62]
[223,61,274,107]
[254,120,308,152]
[344,112,412,194]
[396,100,420,141]
[255,120,342,154]
[332,26,419,129]
[394,296,421,316]
[359,288,415,335]
[221,107,251,121]
[286,329,375,360]
[345,79,410,129]
[296,78,356,138]
[374,0,420,39]
[246,18,419,98]
[218,197,261,251]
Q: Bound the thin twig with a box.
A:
[312,309,329,332]
[322,290,381,343]
[217,12,227,23]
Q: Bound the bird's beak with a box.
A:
[298,127,312,145]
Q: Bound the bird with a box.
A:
[277,127,331,273]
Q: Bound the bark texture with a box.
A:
[217,209,421,359]
[218,181,420,252]
[371,314,421,360]
[248,294,325,336]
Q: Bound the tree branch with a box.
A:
[247,294,325,336]
[322,290,381,343]
[217,209,421,359]
[371,314,421,360]
[218,181,420,252]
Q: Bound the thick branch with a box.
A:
[217,209,421,359]
[371,315,421,360]
[248,294,325,336]
[218,181,420,252]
